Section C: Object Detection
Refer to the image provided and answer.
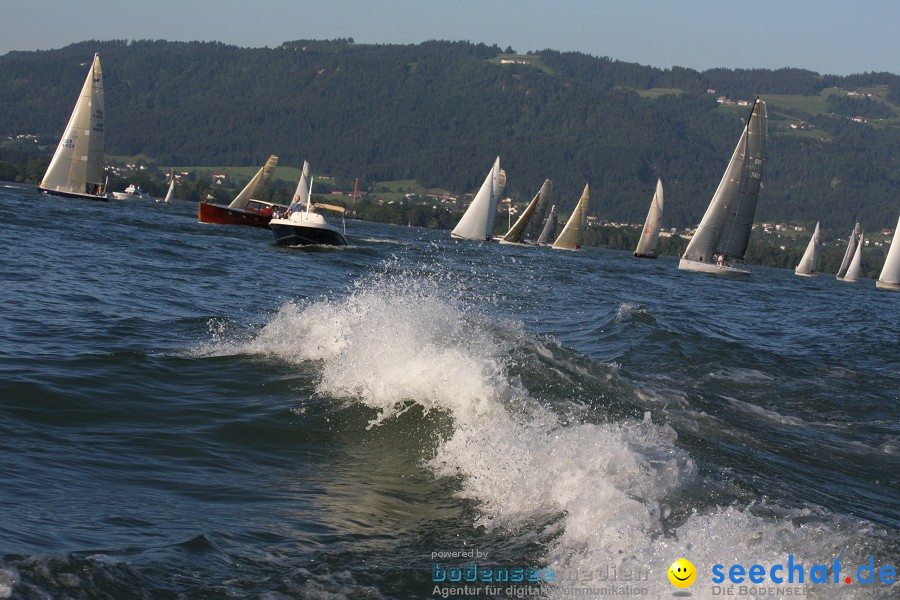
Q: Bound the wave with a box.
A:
[195,268,893,599]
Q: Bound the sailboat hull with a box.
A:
[876,280,900,291]
[451,233,492,242]
[678,258,749,276]
[634,251,658,259]
[794,271,817,278]
[270,221,347,246]
[38,187,109,202]
[198,202,273,229]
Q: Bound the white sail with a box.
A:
[228,155,278,210]
[680,99,767,273]
[162,170,175,203]
[553,183,589,251]
[294,160,311,200]
[289,160,311,213]
[842,233,864,282]
[836,222,861,279]
[451,157,500,241]
[40,54,106,197]
[634,178,664,257]
[794,221,820,276]
[877,214,900,290]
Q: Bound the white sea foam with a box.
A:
[0,568,17,599]
[222,272,887,600]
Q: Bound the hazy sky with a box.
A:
[3,0,898,75]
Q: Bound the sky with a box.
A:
[2,0,899,76]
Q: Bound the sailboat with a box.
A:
[197,155,283,228]
[634,178,664,258]
[679,98,767,275]
[451,157,502,241]
[270,175,347,246]
[552,183,589,251]
[537,205,558,246]
[499,179,552,245]
[876,214,900,290]
[794,221,821,277]
[157,170,175,204]
[38,54,108,201]
[835,222,861,280]
[841,233,865,283]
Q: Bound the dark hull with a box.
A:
[38,187,109,202]
[271,223,347,246]
[634,251,658,258]
[198,202,272,229]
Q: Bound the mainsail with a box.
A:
[162,170,175,203]
[537,205,558,245]
[842,233,865,283]
[794,221,821,276]
[523,179,552,242]
[836,222,861,279]
[40,54,106,198]
[634,178,665,257]
[501,189,540,244]
[681,99,767,267]
[451,157,501,241]
[501,179,552,244]
[289,160,311,213]
[552,183,589,251]
[229,155,278,210]
[876,214,900,290]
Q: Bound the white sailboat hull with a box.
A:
[678,258,750,276]
[876,280,900,291]
[794,271,817,278]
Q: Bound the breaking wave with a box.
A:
[198,268,894,599]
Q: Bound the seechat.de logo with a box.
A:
[668,558,697,588]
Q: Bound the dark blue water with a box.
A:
[0,184,897,599]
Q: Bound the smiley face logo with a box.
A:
[668,558,696,587]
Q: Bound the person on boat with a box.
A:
[717,254,726,267]
[288,194,303,214]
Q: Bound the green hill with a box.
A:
[1,38,899,231]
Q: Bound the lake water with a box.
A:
[0,184,897,599]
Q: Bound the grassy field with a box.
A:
[634,87,686,99]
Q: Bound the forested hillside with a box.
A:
[1,38,899,230]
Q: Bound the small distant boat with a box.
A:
[836,222,862,280]
[157,170,175,204]
[679,98,767,276]
[840,232,864,283]
[536,205,558,246]
[876,214,900,290]
[38,54,109,201]
[451,157,502,241]
[499,179,552,245]
[794,221,821,277]
[112,184,155,201]
[198,155,284,228]
[552,183,589,251]
[270,175,347,246]
[634,178,664,258]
